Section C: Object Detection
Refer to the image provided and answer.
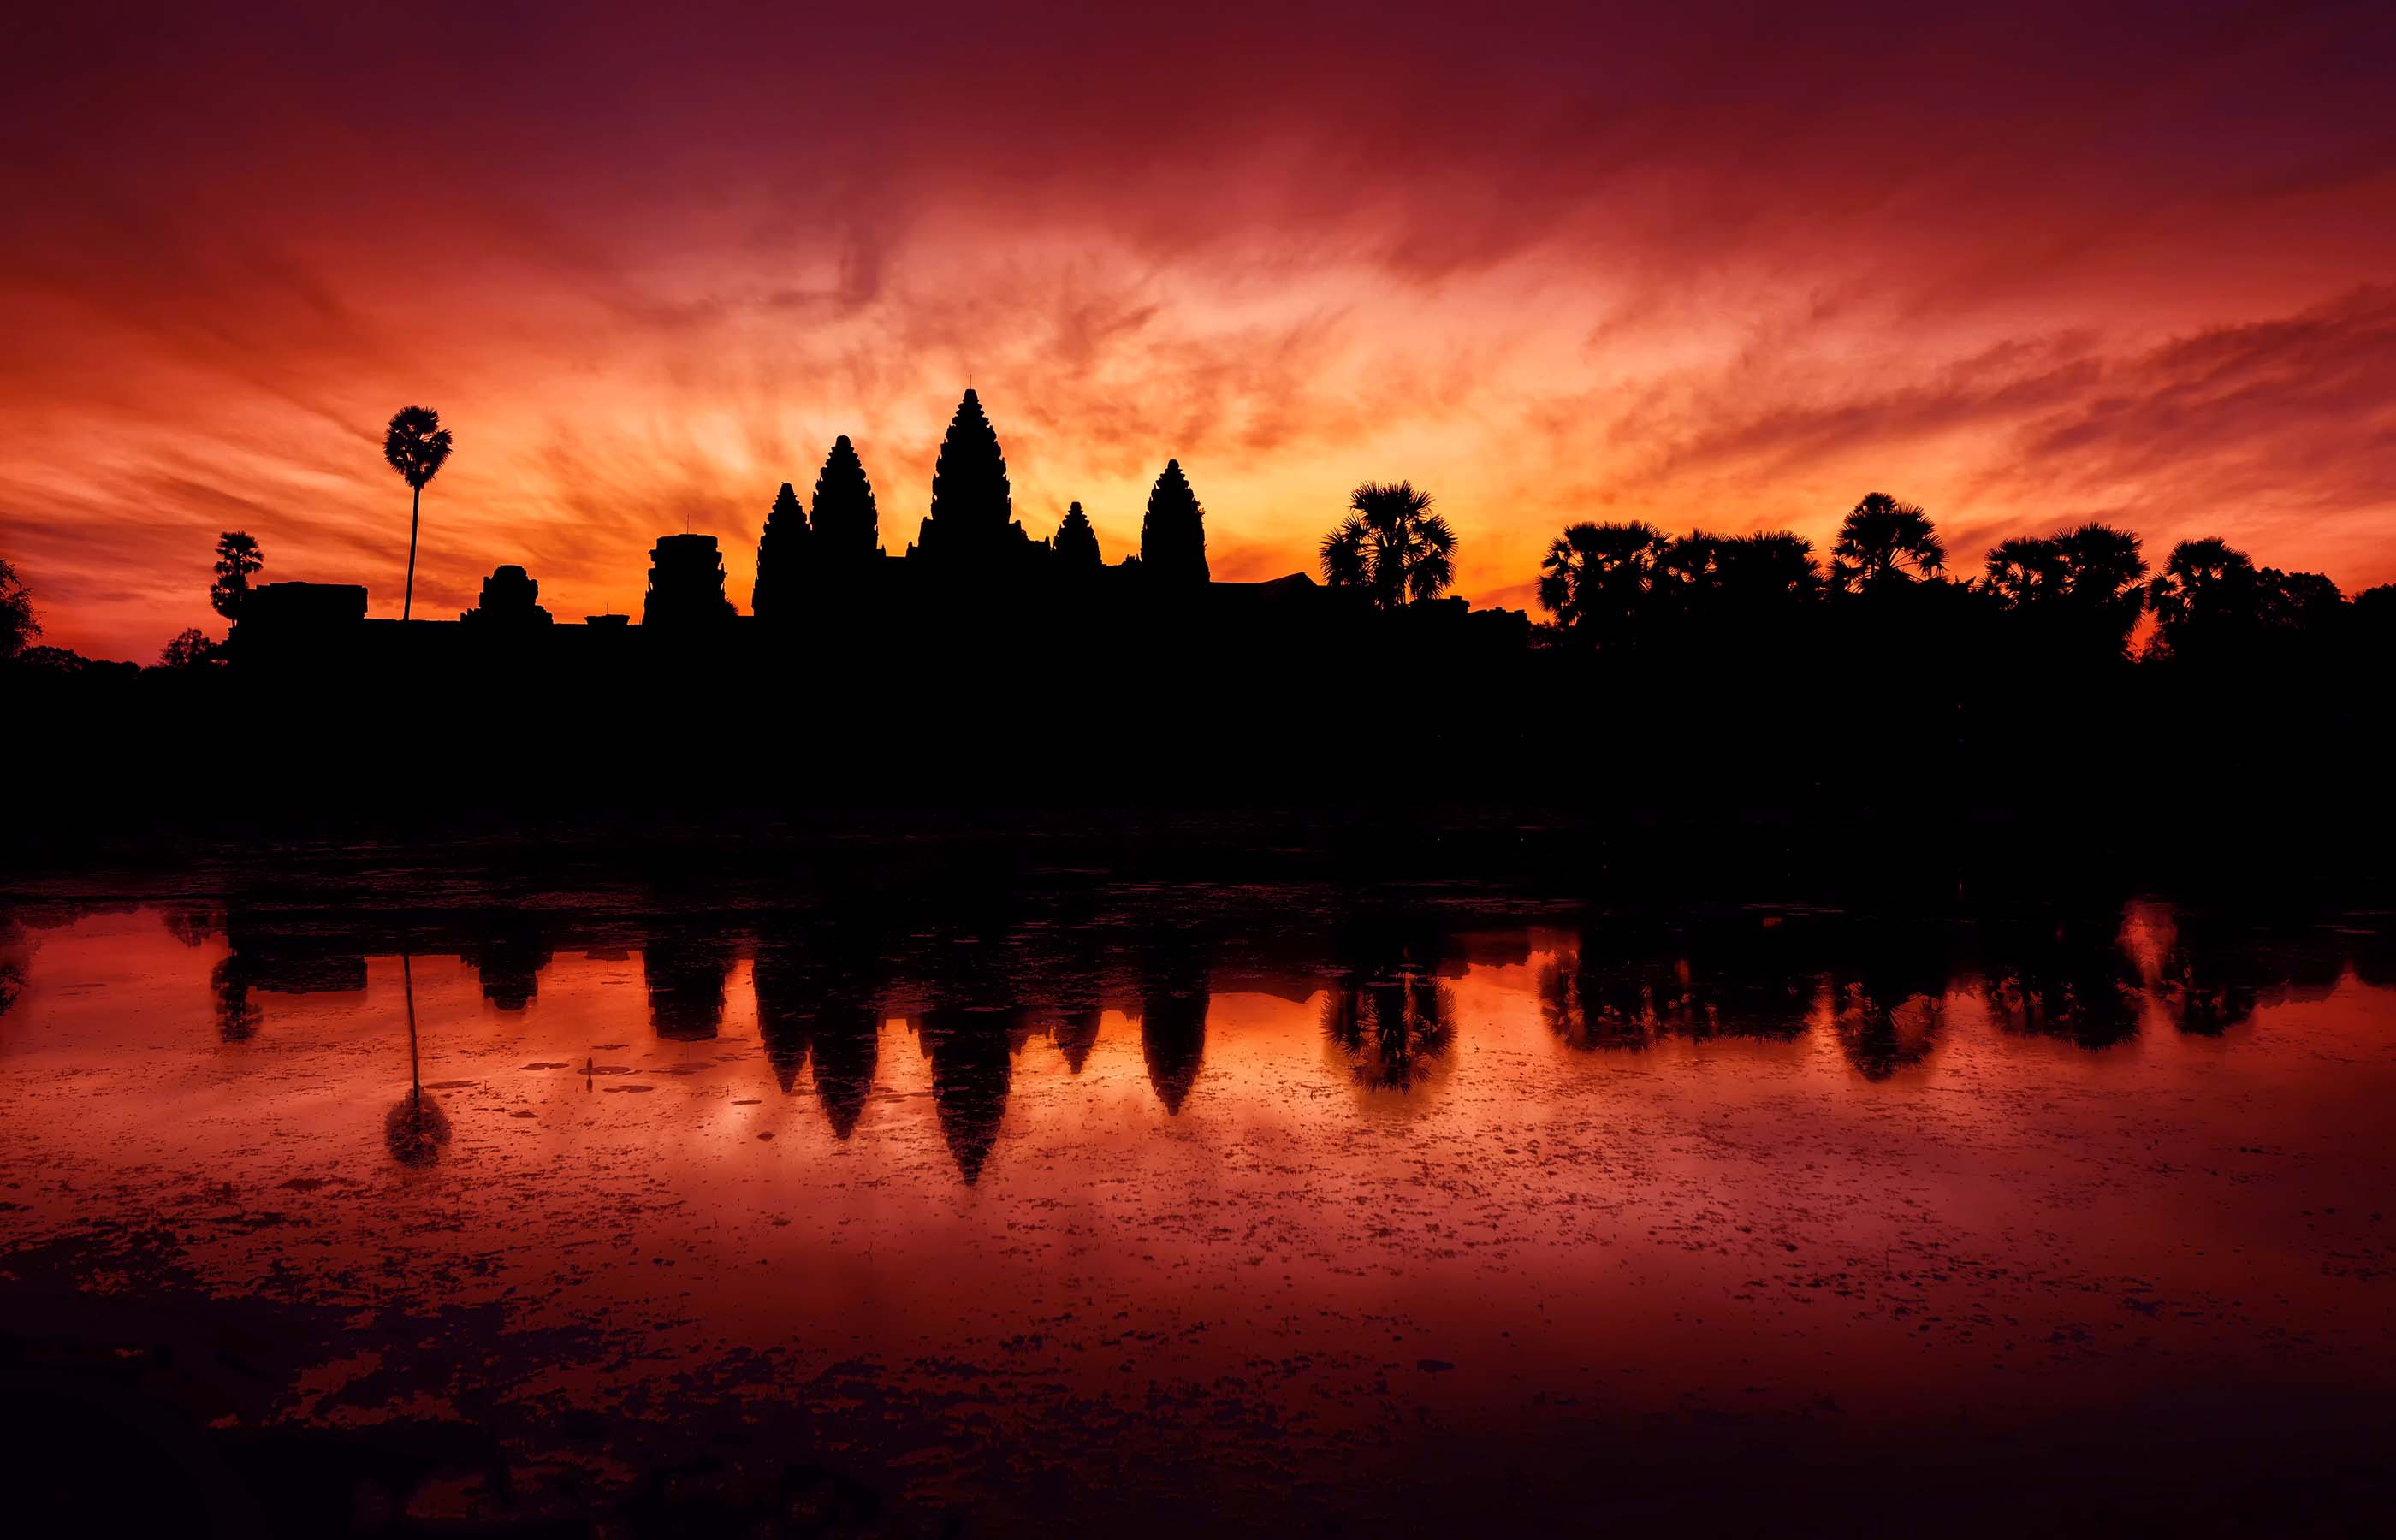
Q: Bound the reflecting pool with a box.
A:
[2,888,2392,1534]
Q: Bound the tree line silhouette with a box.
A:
[5,384,2393,868]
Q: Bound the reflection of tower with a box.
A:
[1139,991,1207,1114]
[916,1009,1021,1185]
[643,534,737,628]
[643,927,734,1040]
[464,916,552,1011]
[809,1009,880,1137]
[1051,1009,1102,1074]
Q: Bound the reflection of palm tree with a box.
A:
[386,953,451,1165]
[1319,481,1456,608]
[211,952,261,1041]
[1981,916,2142,1049]
[383,405,454,623]
[1825,980,1943,1080]
[1321,968,1455,1092]
[1539,951,1665,1051]
[1830,493,1944,591]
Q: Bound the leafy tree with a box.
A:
[810,435,881,563]
[157,628,220,669]
[2258,568,2344,634]
[1830,493,1944,591]
[1140,459,1210,584]
[751,481,810,618]
[1053,501,1100,568]
[1319,481,1456,608]
[210,530,264,625]
[1536,521,1669,635]
[383,405,454,621]
[0,555,37,660]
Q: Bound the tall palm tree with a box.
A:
[1830,493,1944,591]
[210,530,264,625]
[383,406,454,621]
[1536,520,1669,634]
[1319,481,1456,609]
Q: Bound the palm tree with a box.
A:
[2147,537,2254,626]
[209,530,264,625]
[383,406,454,621]
[1716,532,1821,604]
[1830,493,1943,591]
[2146,536,2258,658]
[1319,481,1456,609]
[1983,536,2065,608]
[2055,523,2146,605]
[1536,520,1669,634]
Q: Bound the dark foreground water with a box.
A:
[2,883,2393,1536]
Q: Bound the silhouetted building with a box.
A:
[910,388,1038,569]
[810,435,881,568]
[1054,502,1100,568]
[1140,460,1209,584]
[239,581,367,637]
[751,483,809,619]
[460,565,552,627]
[643,534,736,629]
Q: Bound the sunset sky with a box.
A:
[5,1,2393,659]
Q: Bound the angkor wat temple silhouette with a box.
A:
[234,388,1525,661]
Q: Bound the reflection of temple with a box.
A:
[914,1009,1028,1184]
[1050,1008,1102,1074]
[223,385,1530,682]
[1139,992,1207,1114]
[462,917,553,1011]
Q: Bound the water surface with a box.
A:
[3,890,2392,1533]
